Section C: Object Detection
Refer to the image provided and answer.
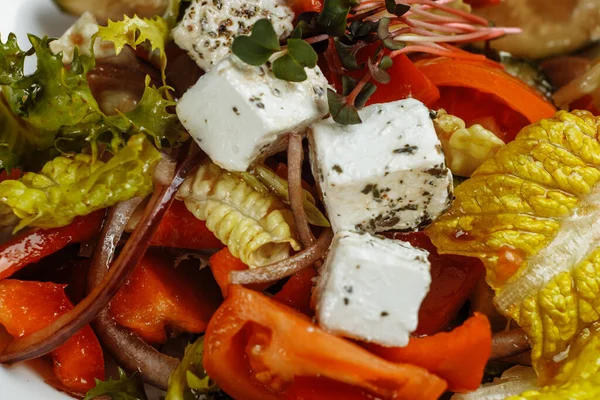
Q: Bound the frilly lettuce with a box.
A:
[427,110,600,383]
[0,134,161,231]
[165,336,219,400]
[83,367,147,400]
[0,21,182,172]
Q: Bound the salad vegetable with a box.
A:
[0,0,598,399]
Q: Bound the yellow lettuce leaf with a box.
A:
[427,110,600,383]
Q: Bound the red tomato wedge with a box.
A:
[416,57,556,141]
[272,266,317,316]
[209,248,270,297]
[367,313,492,392]
[290,0,323,15]
[0,210,104,280]
[109,251,222,344]
[203,285,447,400]
[0,280,104,393]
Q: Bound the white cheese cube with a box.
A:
[315,230,431,347]
[172,0,294,72]
[177,56,329,172]
[49,12,115,64]
[309,98,453,233]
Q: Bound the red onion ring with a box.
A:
[0,149,203,364]
[86,198,179,390]
[490,328,530,360]
[287,132,315,248]
[230,228,333,285]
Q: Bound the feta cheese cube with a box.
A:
[177,56,329,172]
[172,0,294,72]
[49,12,115,64]
[315,230,431,347]
[309,98,453,233]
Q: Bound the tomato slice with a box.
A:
[203,285,447,400]
[272,266,316,316]
[209,248,271,297]
[417,57,556,142]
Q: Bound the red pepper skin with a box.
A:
[272,266,316,316]
[0,280,105,394]
[290,0,323,15]
[366,313,492,392]
[109,251,222,344]
[150,200,223,250]
[0,210,104,280]
[387,231,484,335]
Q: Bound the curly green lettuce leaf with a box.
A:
[165,336,219,400]
[96,15,168,81]
[427,110,600,383]
[0,33,182,171]
[84,367,148,400]
[0,133,161,231]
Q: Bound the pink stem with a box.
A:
[404,0,489,25]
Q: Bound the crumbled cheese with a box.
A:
[315,230,431,347]
[49,12,115,64]
[172,0,294,72]
[309,98,453,233]
[176,56,329,172]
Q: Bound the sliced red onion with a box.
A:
[230,228,333,285]
[0,149,203,364]
[86,198,179,390]
[287,132,315,248]
[490,328,530,360]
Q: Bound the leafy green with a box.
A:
[247,164,331,227]
[83,367,147,400]
[367,55,391,84]
[385,0,410,17]
[334,40,365,71]
[165,337,219,400]
[347,20,379,40]
[0,134,161,231]
[377,18,404,51]
[96,15,169,81]
[272,39,318,82]
[231,19,281,66]
[317,0,358,37]
[328,89,361,125]
[0,33,182,172]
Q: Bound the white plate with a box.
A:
[1,2,78,398]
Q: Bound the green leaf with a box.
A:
[377,18,404,51]
[385,0,410,16]
[287,38,318,68]
[165,337,219,400]
[379,55,393,70]
[96,15,169,82]
[83,367,147,400]
[0,133,161,231]
[355,82,377,107]
[0,33,28,85]
[317,0,356,37]
[328,88,361,125]
[292,24,303,39]
[334,40,364,71]
[341,75,358,96]
[368,56,391,84]
[382,37,404,51]
[247,164,331,228]
[231,19,280,66]
[273,54,308,82]
[0,34,183,172]
[348,20,379,40]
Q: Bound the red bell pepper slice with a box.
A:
[387,231,484,335]
[416,57,556,141]
[203,285,447,400]
[0,210,104,280]
[272,266,316,316]
[290,0,323,15]
[366,313,492,393]
[150,200,223,250]
[108,250,222,344]
[0,280,104,394]
[364,54,441,107]
[208,248,270,297]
